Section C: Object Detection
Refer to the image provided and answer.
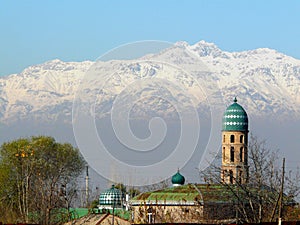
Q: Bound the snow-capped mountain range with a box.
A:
[1,40,300,124]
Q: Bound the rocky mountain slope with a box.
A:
[1,40,300,124]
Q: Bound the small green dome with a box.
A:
[222,97,248,131]
[99,185,122,207]
[171,170,185,186]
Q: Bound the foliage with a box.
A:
[0,136,85,225]
[115,183,141,199]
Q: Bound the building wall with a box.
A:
[131,204,203,223]
[131,203,237,223]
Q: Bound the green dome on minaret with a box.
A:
[171,170,185,186]
[222,97,248,131]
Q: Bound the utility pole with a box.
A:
[112,198,116,225]
[85,165,89,207]
[278,158,285,225]
[270,158,286,223]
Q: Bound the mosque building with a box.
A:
[128,98,249,223]
[129,171,238,223]
[97,98,250,223]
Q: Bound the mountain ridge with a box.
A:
[1,40,300,124]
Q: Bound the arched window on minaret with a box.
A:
[230,146,234,162]
[239,171,243,183]
[230,135,235,143]
[240,147,243,162]
[240,135,244,143]
[229,170,234,184]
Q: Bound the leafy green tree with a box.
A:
[0,136,85,225]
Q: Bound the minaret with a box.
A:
[221,97,249,184]
[85,165,89,207]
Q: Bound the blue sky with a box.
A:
[1,0,299,76]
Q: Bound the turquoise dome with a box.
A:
[99,185,122,207]
[222,98,248,131]
[171,171,185,186]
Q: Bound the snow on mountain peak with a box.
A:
[1,40,300,124]
[174,41,189,47]
[188,40,230,58]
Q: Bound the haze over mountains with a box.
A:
[1,40,300,184]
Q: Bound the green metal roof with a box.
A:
[131,184,235,205]
[130,183,292,209]
[222,97,248,131]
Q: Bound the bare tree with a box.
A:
[199,134,299,223]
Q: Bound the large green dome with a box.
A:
[171,170,185,186]
[99,185,122,207]
[222,98,248,131]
